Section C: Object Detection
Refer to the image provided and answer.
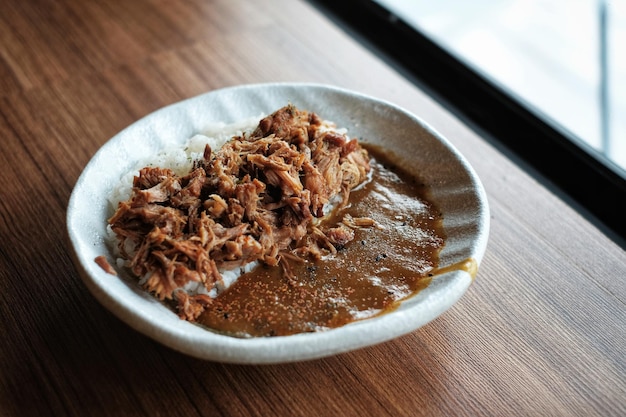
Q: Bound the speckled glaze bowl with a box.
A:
[66,83,489,364]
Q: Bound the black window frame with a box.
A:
[309,0,626,246]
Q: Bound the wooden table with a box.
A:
[1,0,624,416]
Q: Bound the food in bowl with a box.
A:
[104,105,445,337]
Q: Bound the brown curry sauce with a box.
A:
[197,146,447,337]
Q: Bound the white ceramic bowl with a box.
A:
[66,83,489,363]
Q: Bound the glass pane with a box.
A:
[374,0,626,173]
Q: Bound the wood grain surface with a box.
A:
[1,0,624,416]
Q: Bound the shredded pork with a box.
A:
[108,105,371,320]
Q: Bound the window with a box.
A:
[374,0,626,173]
[310,0,626,240]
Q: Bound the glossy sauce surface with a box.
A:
[198,148,446,337]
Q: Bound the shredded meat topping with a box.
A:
[94,255,117,275]
[108,105,371,319]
